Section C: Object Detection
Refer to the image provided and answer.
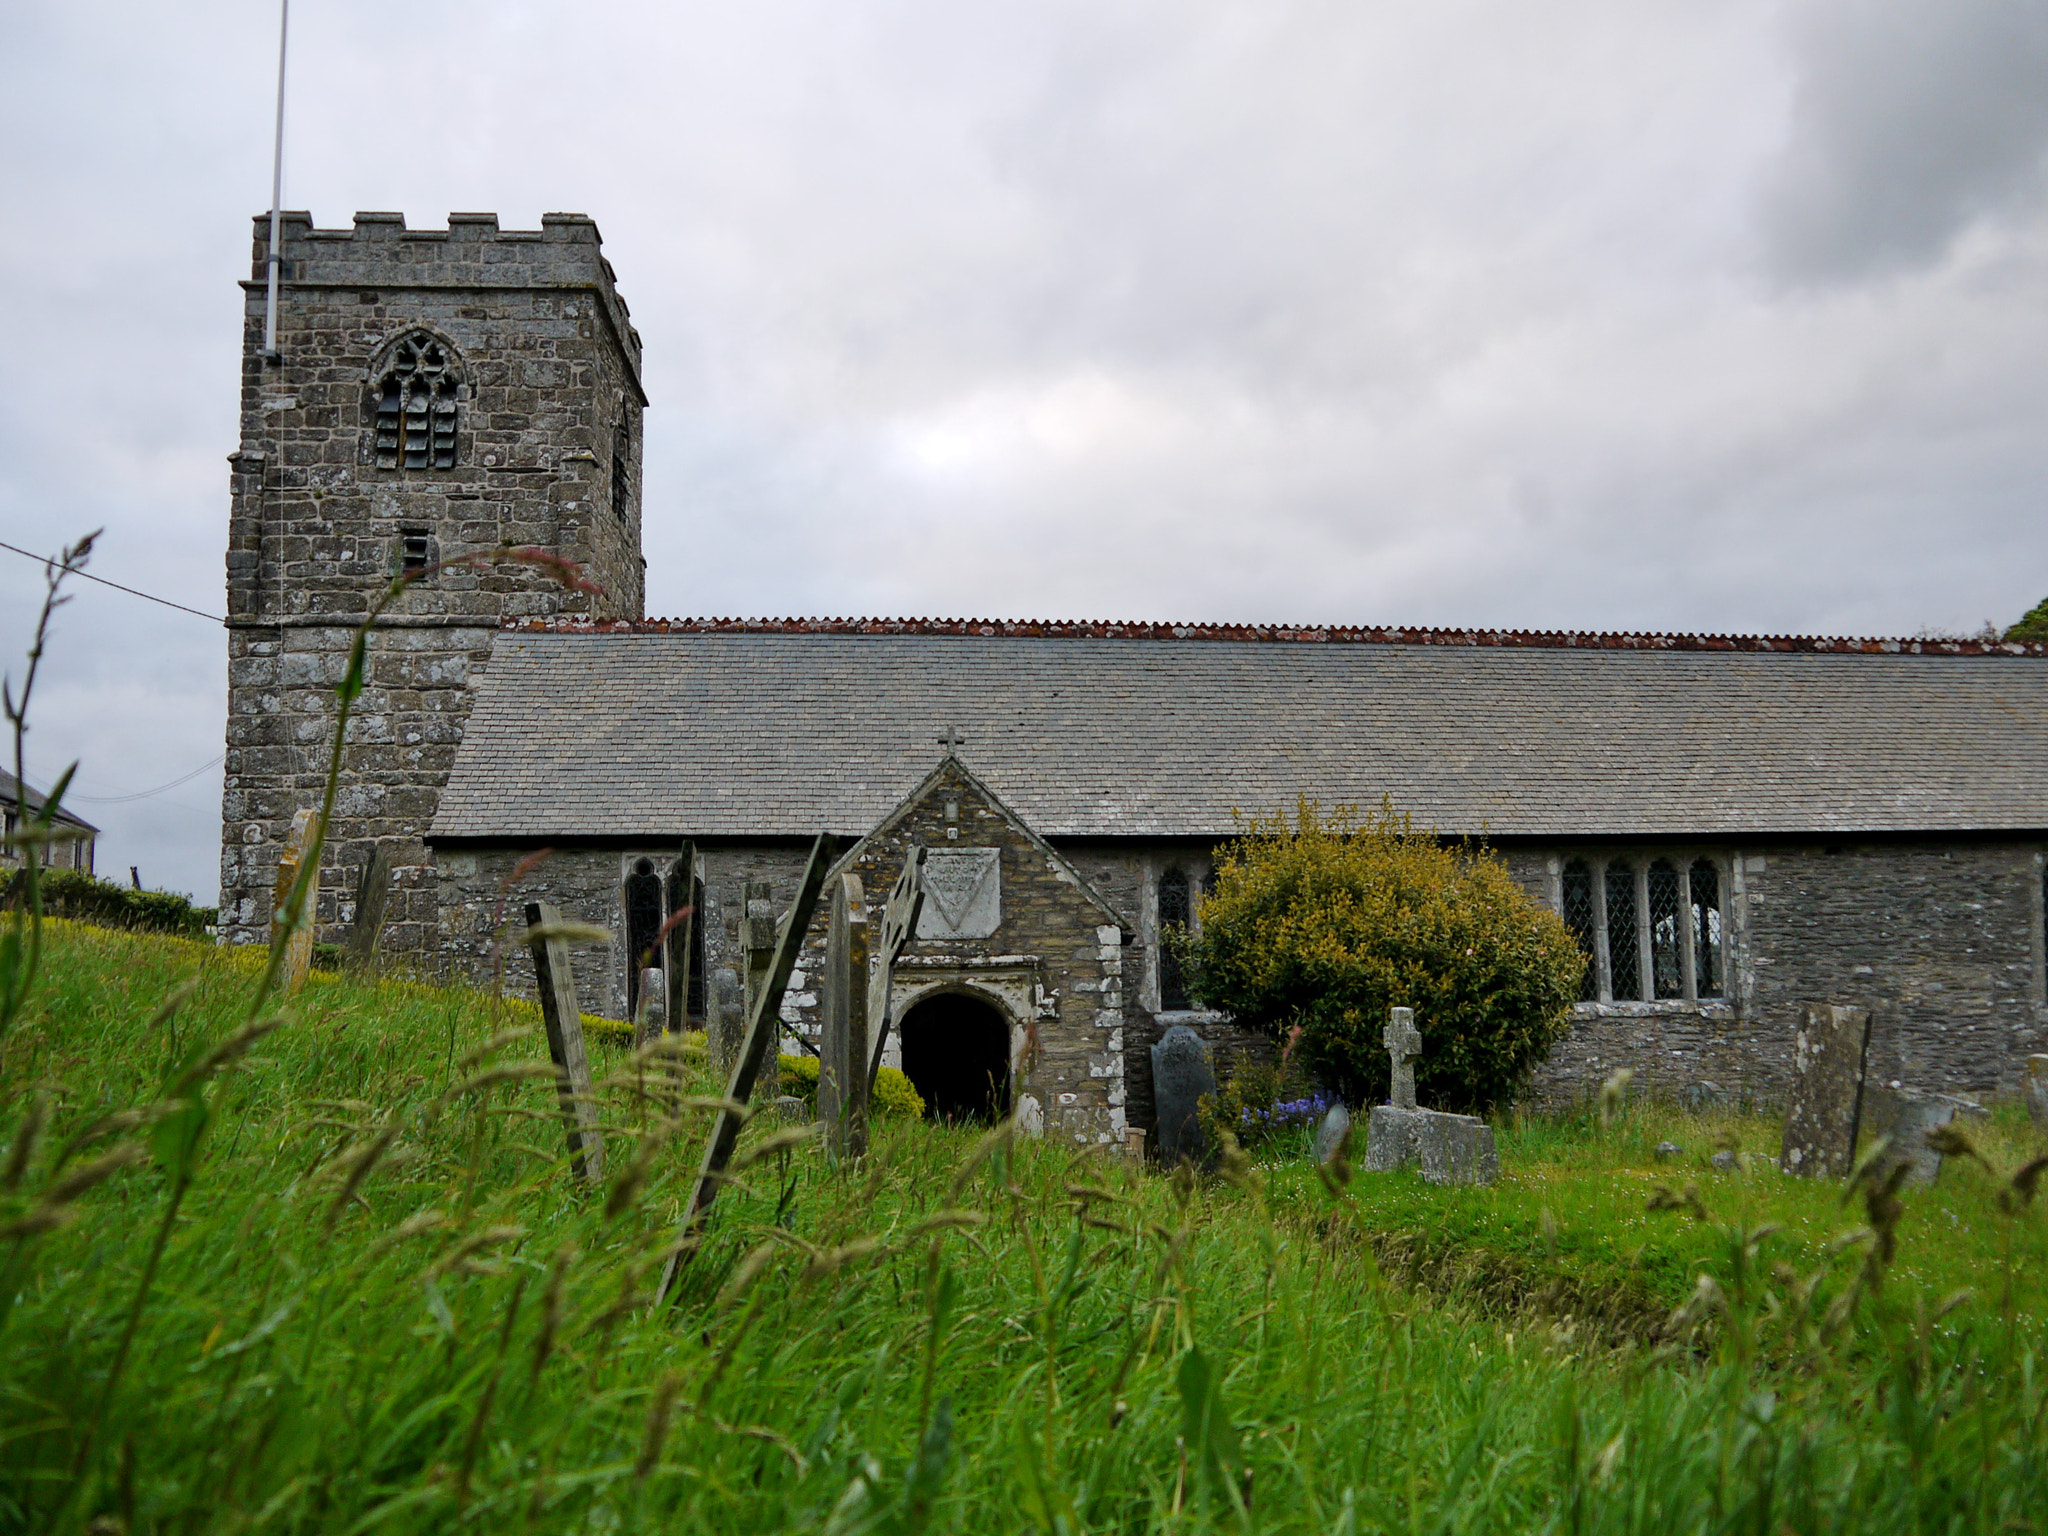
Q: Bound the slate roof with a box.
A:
[429,627,2048,842]
[0,771,99,834]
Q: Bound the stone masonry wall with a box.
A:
[222,212,645,957]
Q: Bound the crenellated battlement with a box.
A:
[247,211,639,372]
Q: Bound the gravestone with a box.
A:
[634,966,666,1041]
[1861,1086,1954,1186]
[2026,1055,2048,1128]
[709,967,744,1077]
[1363,1007,1499,1185]
[1314,1102,1352,1166]
[818,872,872,1161]
[269,808,320,996]
[916,847,1001,940]
[525,900,604,1185]
[1151,1023,1216,1165]
[741,879,778,1092]
[865,846,927,1093]
[341,843,391,974]
[1779,1004,1872,1179]
[1384,1007,1421,1109]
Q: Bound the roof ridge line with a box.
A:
[503,616,2048,658]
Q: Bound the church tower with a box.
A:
[220,211,646,954]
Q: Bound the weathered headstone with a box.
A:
[818,872,872,1161]
[269,808,320,995]
[1363,1007,1499,1185]
[340,843,391,974]
[1150,1023,1216,1164]
[709,966,744,1077]
[865,846,927,1093]
[634,965,666,1042]
[741,879,778,1093]
[1861,1087,1954,1186]
[1779,1004,1872,1179]
[2025,1055,2048,1128]
[658,833,839,1305]
[1384,1007,1422,1110]
[525,899,604,1185]
[1314,1102,1352,1166]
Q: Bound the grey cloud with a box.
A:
[1757,0,2048,282]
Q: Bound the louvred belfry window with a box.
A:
[371,334,459,471]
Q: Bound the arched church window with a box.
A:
[1157,867,1192,1010]
[1605,860,1641,1001]
[370,333,460,471]
[624,857,663,1021]
[1560,859,1599,1001]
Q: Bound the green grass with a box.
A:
[4,922,2048,1533]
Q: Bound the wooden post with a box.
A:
[658,833,839,1303]
[866,846,927,1094]
[270,807,319,995]
[341,843,392,975]
[819,872,870,1161]
[526,899,605,1185]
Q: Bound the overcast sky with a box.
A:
[3,0,2046,904]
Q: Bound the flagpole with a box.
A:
[262,0,290,362]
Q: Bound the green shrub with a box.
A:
[1197,1053,1337,1155]
[775,1052,926,1118]
[11,868,215,938]
[2008,595,2048,643]
[1178,800,1584,1113]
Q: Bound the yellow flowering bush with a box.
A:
[1179,801,1584,1113]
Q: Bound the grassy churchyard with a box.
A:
[4,920,2048,1533]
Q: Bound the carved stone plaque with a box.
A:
[916,847,1001,940]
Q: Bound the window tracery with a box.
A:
[370,333,460,471]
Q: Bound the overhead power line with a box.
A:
[0,539,223,623]
[65,754,226,805]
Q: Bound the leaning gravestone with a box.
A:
[1363,1008,1499,1186]
[270,808,320,996]
[1779,1004,1872,1179]
[1314,1102,1352,1166]
[341,843,391,975]
[1151,1023,1217,1165]
[525,900,604,1186]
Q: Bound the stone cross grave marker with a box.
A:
[865,845,927,1094]
[1151,1023,1217,1165]
[1780,1003,1872,1179]
[1384,1007,1422,1110]
[341,843,391,975]
[819,872,871,1161]
[659,833,839,1306]
[525,900,604,1186]
[270,808,320,996]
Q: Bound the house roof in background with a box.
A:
[428,627,2048,843]
[0,770,99,833]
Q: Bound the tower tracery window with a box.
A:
[370,332,460,471]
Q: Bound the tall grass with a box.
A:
[2,922,2048,1532]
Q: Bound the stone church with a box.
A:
[222,211,2048,1145]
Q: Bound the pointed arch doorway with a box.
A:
[898,991,1011,1123]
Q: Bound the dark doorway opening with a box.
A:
[899,993,1011,1123]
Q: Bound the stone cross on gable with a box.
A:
[936,725,967,755]
[1384,1007,1422,1110]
